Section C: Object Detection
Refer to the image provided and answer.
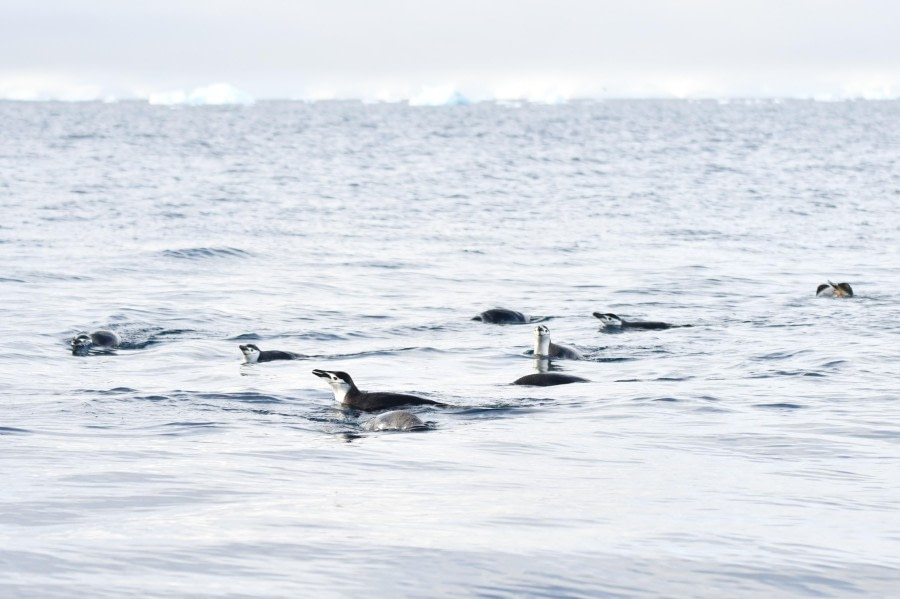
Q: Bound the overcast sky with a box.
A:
[2,0,898,101]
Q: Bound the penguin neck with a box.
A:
[331,380,359,404]
[534,334,551,357]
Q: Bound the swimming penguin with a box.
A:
[593,313,683,330]
[71,330,120,356]
[312,369,446,411]
[472,308,529,324]
[362,410,428,432]
[533,325,583,360]
[239,344,304,363]
[816,281,854,298]
[513,372,589,386]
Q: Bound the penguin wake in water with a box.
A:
[312,369,446,412]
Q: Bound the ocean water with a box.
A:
[1,99,899,597]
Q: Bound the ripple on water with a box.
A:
[161,247,253,259]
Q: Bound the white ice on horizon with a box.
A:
[148,83,255,106]
[408,85,470,106]
[0,75,898,103]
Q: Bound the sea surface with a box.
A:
[1,99,899,597]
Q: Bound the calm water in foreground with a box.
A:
[1,99,899,597]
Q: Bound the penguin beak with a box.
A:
[312,369,330,379]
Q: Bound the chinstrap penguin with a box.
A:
[312,369,446,411]
[71,330,120,356]
[240,344,304,363]
[593,313,684,330]
[533,325,583,360]
[472,308,529,324]
[816,281,854,298]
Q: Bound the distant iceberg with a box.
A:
[148,89,188,105]
[408,85,470,106]
[148,83,255,106]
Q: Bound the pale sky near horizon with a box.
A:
[2,0,899,101]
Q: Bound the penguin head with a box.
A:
[239,344,261,363]
[593,313,623,327]
[312,369,356,403]
[71,333,92,356]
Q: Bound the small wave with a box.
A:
[451,404,543,417]
[130,391,287,406]
[754,402,805,409]
[821,360,847,368]
[0,277,25,283]
[352,261,415,270]
[134,395,171,402]
[142,421,223,436]
[62,133,105,141]
[0,426,30,435]
[326,347,442,360]
[229,333,263,341]
[527,316,552,323]
[754,350,812,361]
[31,272,93,281]
[693,405,731,413]
[750,370,826,378]
[587,356,635,363]
[75,387,138,395]
[402,324,452,333]
[161,247,252,260]
[194,392,285,404]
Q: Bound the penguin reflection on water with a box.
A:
[816,281,854,298]
[312,369,446,412]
